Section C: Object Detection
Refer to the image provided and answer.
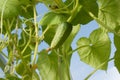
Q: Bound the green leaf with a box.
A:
[0,78,5,80]
[98,0,120,30]
[19,0,31,5]
[19,4,34,18]
[114,35,120,50]
[37,50,58,80]
[114,35,120,73]
[0,0,35,19]
[40,12,68,26]
[19,0,36,18]
[0,0,21,18]
[40,12,68,45]
[37,49,71,80]
[115,25,120,35]
[71,0,98,25]
[114,50,120,73]
[77,28,111,70]
[15,61,26,76]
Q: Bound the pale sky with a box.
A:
[89,67,120,80]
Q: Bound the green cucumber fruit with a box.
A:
[50,22,72,49]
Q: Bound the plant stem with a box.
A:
[84,57,114,80]
[58,55,62,80]
[58,48,71,80]
[21,27,32,55]
[50,0,74,14]
[32,5,39,65]
[39,25,51,41]
[0,51,8,59]
[64,55,71,80]
[21,37,31,54]
[88,12,120,36]
[68,45,89,55]
[54,0,65,8]
[0,0,8,39]
[67,0,82,23]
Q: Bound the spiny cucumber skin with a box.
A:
[50,22,72,49]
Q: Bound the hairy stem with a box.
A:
[54,0,65,8]
[32,5,39,65]
[0,0,8,39]
[88,12,120,36]
[67,0,82,23]
[68,45,89,55]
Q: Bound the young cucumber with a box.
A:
[50,22,72,49]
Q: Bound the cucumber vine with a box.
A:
[0,0,120,80]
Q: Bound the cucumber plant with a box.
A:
[48,22,72,50]
[0,0,120,80]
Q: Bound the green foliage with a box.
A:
[40,12,68,44]
[77,29,111,70]
[71,0,98,25]
[37,49,71,80]
[0,0,120,80]
[98,0,120,30]
[0,0,20,18]
[0,0,34,19]
[114,35,120,73]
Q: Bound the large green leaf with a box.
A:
[77,28,111,70]
[114,35,120,50]
[40,12,68,45]
[98,0,120,30]
[37,49,71,80]
[0,0,21,18]
[0,0,34,19]
[71,0,98,25]
[114,35,120,73]
[40,12,68,26]
[19,4,34,18]
[19,0,31,5]
[37,50,58,80]
[15,61,26,76]
[114,50,120,73]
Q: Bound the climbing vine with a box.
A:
[0,0,120,80]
